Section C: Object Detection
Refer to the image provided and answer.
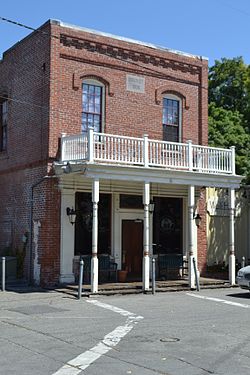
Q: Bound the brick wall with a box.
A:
[48,21,208,158]
[0,20,208,285]
[0,21,51,171]
[0,22,62,285]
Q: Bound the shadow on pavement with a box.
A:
[226,291,250,299]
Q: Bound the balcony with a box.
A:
[60,128,235,176]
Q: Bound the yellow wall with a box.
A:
[207,188,249,266]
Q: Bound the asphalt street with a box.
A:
[0,287,250,375]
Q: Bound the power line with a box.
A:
[217,0,250,18]
[4,15,245,119]
[0,15,205,84]
[0,15,242,117]
[0,16,60,39]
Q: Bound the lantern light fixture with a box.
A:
[193,213,202,227]
[66,207,77,225]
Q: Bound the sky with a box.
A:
[0,0,250,66]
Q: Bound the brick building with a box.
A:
[0,20,241,290]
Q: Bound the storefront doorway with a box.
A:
[122,219,143,279]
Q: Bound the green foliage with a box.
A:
[208,57,250,182]
[208,104,250,177]
[209,57,250,116]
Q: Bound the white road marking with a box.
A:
[52,300,143,375]
[187,293,250,309]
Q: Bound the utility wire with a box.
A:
[3,14,243,118]
[0,15,205,82]
[217,0,250,18]
[0,16,60,39]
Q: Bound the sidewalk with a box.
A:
[1,277,237,299]
[53,277,236,298]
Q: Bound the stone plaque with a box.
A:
[126,75,145,93]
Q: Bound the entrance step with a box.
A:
[55,277,233,298]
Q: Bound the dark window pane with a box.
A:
[120,194,143,209]
[162,98,180,140]
[163,125,179,142]
[75,192,111,255]
[153,197,182,255]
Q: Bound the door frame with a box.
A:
[113,210,153,270]
[122,219,143,275]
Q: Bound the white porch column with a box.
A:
[143,181,150,291]
[229,188,236,285]
[59,190,75,284]
[91,179,99,293]
[188,185,196,289]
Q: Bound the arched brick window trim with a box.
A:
[155,86,190,109]
[73,72,114,96]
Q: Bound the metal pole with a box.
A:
[1,257,6,292]
[241,256,245,269]
[152,258,156,295]
[192,257,200,291]
[78,259,84,300]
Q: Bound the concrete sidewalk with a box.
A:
[1,276,236,299]
[53,276,235,298]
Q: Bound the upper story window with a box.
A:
[0,99,8,152]
[82,80,104,133]
[162,95,181,142]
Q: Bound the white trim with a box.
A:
[162,93,182,142]
[186,293,250,309]
[82,79,105,134]
[183,198,188,259]
[55,20,208,61]
[60,190,75,284]
[116,211,145,270]
[69,163,241,189]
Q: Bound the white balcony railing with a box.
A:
[60,128,235,175]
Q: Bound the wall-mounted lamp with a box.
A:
[66,207,77,225]
[149,200,155,214]
[193,213,202,227]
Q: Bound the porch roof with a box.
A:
[54,160,242,189]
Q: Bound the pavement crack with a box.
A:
[1,320,74,345]
[177,357,214,374]
[0,336,65,367]
[92,350,172,374]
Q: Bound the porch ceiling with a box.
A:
[54,161,242,189]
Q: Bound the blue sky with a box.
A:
[0,0,250,66]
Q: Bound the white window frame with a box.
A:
[162,93,182,142]
[82,78,105,134]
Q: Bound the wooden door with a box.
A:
[122,220,143,278]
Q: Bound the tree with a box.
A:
[208,57,250,181]
[209,57,250,120]
[209,103,250,178]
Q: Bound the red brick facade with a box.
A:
[0,20,208,285]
